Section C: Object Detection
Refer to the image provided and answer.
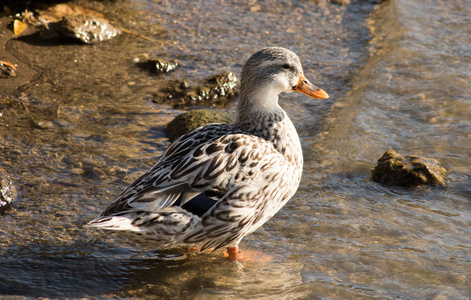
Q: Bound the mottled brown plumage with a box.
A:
[86,47,328,260]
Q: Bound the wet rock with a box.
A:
[68,168,84,176]
[0,61,17,78]
[62,155,83,169]
[372,149,447,187]
[82,165,108,181]
[31,118,55,129]
[137,58,180,74]
[166,109,235,141]
[0,167,17,214]
[153,71,238,108]
[40,15,121,44]
[80,158,108,181]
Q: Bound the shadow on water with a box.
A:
[0,238,238,298]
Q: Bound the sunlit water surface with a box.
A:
[0,0,469,298]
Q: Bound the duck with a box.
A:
[86,47,329,261]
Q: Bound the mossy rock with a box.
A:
[372,149,447,187]
[166,109,235,141]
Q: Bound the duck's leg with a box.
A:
[226,246,239,261]
[225,246,274,262]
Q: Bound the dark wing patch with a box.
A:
[173,190,224,217]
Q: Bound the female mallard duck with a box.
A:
[86,47,328,260]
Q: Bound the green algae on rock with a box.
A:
[372,149,447,187]
[165,109,235,141]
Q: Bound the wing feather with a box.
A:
[95,123,283,221]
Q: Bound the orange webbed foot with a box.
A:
[224,246,273,262]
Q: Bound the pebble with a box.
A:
[0,61,17,78]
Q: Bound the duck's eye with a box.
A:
[282,64,291,70]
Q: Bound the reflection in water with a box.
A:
[0,239,310,299]
[118,252,309,299]
[0,0,470,298]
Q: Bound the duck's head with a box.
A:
[239,47,329,112]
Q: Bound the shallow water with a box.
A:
[0,0,470,298]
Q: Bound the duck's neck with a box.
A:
[236,86,281,123]
[235,91,303,169]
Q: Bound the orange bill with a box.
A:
[292,74,329,99]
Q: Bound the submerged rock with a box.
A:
[372,149,447,187]
[40,15,121,44]
[0,167,17,214]
[166,109,235,141]
[153,71,238,108]
[137,58,180,74]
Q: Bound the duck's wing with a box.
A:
[88,123,252,221]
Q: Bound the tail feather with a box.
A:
[86,216,140,231]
